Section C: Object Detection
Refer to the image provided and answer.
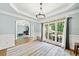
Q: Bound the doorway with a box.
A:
[15,20,30,45]
[43,19,65,46]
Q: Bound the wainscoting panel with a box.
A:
[0,34,15,50]
[69,35,79,49]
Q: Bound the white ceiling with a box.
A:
[13,3,68,15]
[0,3,79,23]
[12,3,73,18]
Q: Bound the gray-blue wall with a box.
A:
[0,13,41,37]
[0,14,16,34]
[69,13,79,35]
[30,22,41,37]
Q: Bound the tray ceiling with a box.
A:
[0,3,79,23]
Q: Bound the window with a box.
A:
[49,23,55,31]
[57,21,64,43]
[43,19,65,46]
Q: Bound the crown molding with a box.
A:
[46,3,75,18]
[0,9,40,23]
[40,9,79,23]
[0,3,77,23]
[9,3,75,22]
[9,3,75,20]
[9,3,37,20]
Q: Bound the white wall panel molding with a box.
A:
[0,34,15,50]
[69,34,79,49]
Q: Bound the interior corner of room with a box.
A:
[0,3,79,56]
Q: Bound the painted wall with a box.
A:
[69,13,79,49]
[0,14,16,34]
[69,13,79,35]
[17,25,26,34]
[30,22,41,40]
[34,23,41,37]
[0,13,41,50]
[0,13,17,50]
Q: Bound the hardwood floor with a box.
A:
[7,41,70,56]
[65,49,79,56]
[15,37,32,46]
[0,49,6,56]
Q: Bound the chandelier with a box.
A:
[36,3,45,19]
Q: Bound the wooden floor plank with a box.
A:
[21,42,45,56]
[7,41,70,56]
[7,41,40,56]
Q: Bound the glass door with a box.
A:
[49,22,56,42]
[43,19,65,47]
[56,21,64,46]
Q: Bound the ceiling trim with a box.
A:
[9,3,75,20]
[0,9,40,23]
[9,3,76,21]
[9,3,37,20]
[40,8,79,23]
[46,3,75,18]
